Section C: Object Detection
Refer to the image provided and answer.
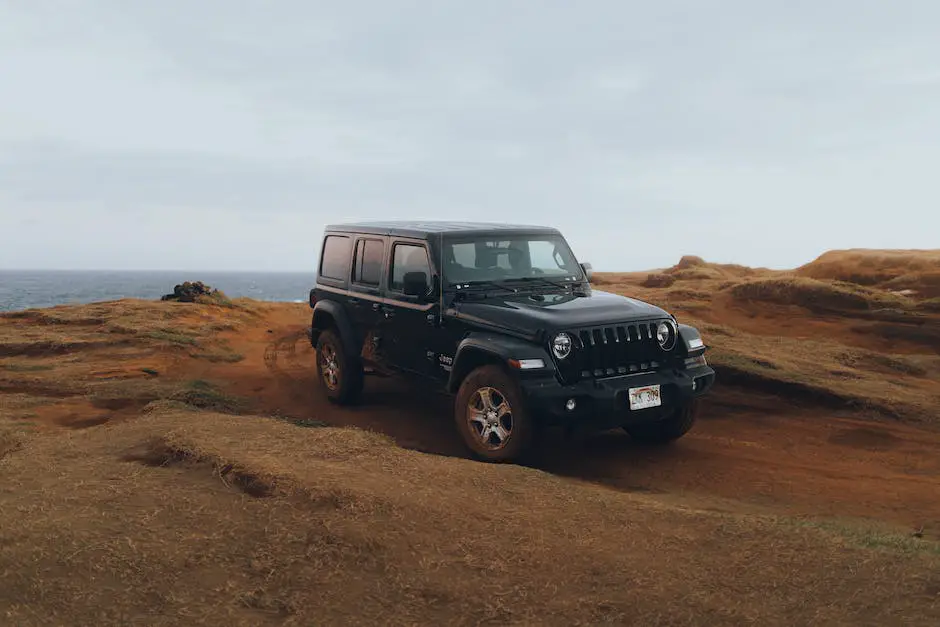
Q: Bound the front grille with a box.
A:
[574,320,671,379]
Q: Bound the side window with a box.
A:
[352,238,384,287]
[389,243,431,292]
[319,235,351,281]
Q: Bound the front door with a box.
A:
[378,239,450,380]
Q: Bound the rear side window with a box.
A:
[353,238,385,287]
[319,235,351,281]
[389,243,431,292]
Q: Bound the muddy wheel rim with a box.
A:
[467,386,513,450]
[319,344,340,390]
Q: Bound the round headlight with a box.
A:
[552,333,572,359]
[656,321,677,351]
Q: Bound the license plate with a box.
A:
[628,385,662,410]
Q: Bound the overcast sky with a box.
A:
[1,1,939,272]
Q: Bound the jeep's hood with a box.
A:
[451,289,670,336]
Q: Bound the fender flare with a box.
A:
[311,299,359,357]
[446,332,552,393]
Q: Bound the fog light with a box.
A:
[565,398,577,411]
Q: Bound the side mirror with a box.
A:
[580,262,594,282]
[403,271,431,299]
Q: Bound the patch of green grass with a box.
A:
[194,293,237,308]
[712,349,781,373]
[698,323,735,337]
[917,297,940,313]
[292,418,328,428]
[0,394,59,411]
[169,380,244,414]
[87,379,178,409]
[189,350,244,363]
[144,328,200,346]
[786,518,940,557]
[728,277,906,314]
[837,350,929,377]
[0,362,55,372]
[85,377,247,414]
[268,409,327,428]
[204,321,240,333]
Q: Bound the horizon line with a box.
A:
[0,268,316,274]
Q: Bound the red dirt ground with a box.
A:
[186,305,940,540]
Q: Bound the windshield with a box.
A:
[442,234,584,286]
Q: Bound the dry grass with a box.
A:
[2,406,939,626]
[167,379,246,413]
[642,273,676,288]
[918,297,940,313]
[0,300,262,427]
[727,276,907,314]
[705,337,940,420]
[2,257,940,624]
[190,348,245,363]
[0,423,28,459]
[797,249,940,297]
[589,251,940,423]
[665,255,761,281]
[144,328,202,346]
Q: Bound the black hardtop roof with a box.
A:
[325,220,562,239]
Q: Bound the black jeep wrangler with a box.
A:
[308,221,715,462]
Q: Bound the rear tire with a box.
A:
[315,328,363,405]
[455,365,535,463]
[624,401,697,444]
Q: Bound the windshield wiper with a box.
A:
[510,276,575,291]
[452,280,520,296]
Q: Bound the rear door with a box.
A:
[348,235,387,365]
[378,238,447,379]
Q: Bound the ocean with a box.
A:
[0,270,316,312]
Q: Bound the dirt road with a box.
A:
[194,308,940,541]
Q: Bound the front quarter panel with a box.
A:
[446,332,554,392]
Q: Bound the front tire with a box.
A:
[624,401,698,444]
[315,328,363,405]
[454,365,535,463]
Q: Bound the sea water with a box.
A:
[0,270,316,312]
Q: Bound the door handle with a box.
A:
[372,302,381,311]
[348,297,360,306]
[382,307,395,319]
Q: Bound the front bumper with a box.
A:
[520,365,715,430]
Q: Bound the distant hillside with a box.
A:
[796,249,940,298]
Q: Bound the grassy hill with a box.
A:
[2,249,940,625]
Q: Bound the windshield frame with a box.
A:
[438,231,586,288]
